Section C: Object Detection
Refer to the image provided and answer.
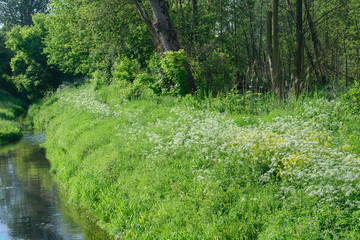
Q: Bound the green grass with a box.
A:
[29,83,360,239]
[0,89,26,144]
[0,119,22,144]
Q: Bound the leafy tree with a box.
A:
[44,0,153,75]
[0,32,11,75]
[19,0,360,97]
[6,14,63,100]
[0,31,17,94]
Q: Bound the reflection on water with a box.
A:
[0,130,108,240]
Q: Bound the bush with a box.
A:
[111,57,140,84]
[90,70,111,90]
[148,50,190,96]
[342,81,360,114]
[159,50,189,96]
[6,14,63,100]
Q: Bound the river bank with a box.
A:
[0,89,27,145]
[29,83,360,239]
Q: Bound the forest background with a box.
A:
[1,0,360,100]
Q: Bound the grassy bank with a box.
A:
[30,83,360,239]
[0,89,27,145]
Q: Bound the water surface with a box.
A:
[0,130,108,240]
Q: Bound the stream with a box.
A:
[0,129,109,240]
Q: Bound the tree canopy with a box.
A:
[1,0,360,99]
[6,14,62,100]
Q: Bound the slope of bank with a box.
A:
[29,83,360,239]
[0,89,27,145]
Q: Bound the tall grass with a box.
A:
[0,89,26,144]
[30,83,360,239]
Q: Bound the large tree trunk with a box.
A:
[132,0,162,51]
[149,0,180,51]
[133,0,197,93]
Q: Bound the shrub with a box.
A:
[342,81,360,114]
[111,57,140,84]
[148,50,190,96]
[159,50,189,96]
[90,70,111,90]
[6,14,63,100]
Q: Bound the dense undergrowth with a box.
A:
[0,89,26,144]
[29,82,360,239]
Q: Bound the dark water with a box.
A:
[0,130,109,240]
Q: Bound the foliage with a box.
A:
[112,57,140,84]
[43,0,93,74]
[29,83,360,239]
[90,70,111,90]
[44,0,153,75]
[0,89,26,118]
[342,81,360,114]
[90,57,153,101]
[150,50,189,96]
[192,49,234,94]
[0,31,16,94]
[6,14,63,100]
[2,0,360,98]
[0,31,12,74]
[95,77,152,105]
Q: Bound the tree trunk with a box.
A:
[272,0,283,98]
[190,0,198,47]
[149,0,180,51]
[294,0,303,99]
[219,0,224,52]
[244,30,252,68]
[246,1,257,68]
[134,0,197,93]
[266,9,273,80]
[132,0,162,51]
[287,0,318,93]
[258,0,264,70]
[343,36,348,87]
[304,0,326,86]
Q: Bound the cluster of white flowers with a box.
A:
[55,86,360,209]
[118,100,359,209]
[58,86,112,116]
